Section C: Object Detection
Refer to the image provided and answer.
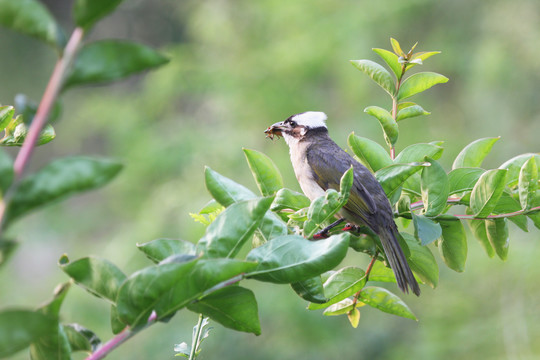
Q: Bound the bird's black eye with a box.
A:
[289,120,297,127]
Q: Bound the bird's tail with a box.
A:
[377,227,420,296]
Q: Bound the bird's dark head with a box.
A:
[265,111,328,144]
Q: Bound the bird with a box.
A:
[264,111,420,296]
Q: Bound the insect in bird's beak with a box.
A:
[264,122,284,140]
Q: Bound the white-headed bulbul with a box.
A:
[265,111,420,296]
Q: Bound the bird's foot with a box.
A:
[311,218,345,240]
[341,224,361,233]
[312,229,330,240]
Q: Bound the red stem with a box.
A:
[13,27,84,179]
[409,198,540,220]
[86,328,134,360]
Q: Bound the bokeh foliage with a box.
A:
[0,0,540,359]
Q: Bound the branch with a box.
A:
[353,250,379,306]
[408,197,540,220]
[86,312,158,360]
[13,27,85,179]
[0,28,84,232]
[85,274,244,360]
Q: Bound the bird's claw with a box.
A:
[341,224,360,233]
[312,230,330,240]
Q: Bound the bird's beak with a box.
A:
[264,121,285,140]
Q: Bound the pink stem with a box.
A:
[13,27,84,179]
[409,198,540,220]
[85,328,134,360]
[86,311,158,360]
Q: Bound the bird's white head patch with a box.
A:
[291,111,328,129]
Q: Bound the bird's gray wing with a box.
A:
[306,143,377,223]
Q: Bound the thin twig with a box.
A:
[86,312,158,360]
[13,27,84,179]
[189,314,204,360]
[353,250,379,306]
[408,197,540,220]
[85,327,135,360]
[364,250,379,282]
[0,28,85,231]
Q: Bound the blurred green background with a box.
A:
[1,0,540,359]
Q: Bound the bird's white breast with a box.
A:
[287,138,326,201]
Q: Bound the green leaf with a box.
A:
[470,169,508,217]
[64,324,101,353]
[452,137,500,169]
[4,157,122,226]
[188,286,261,335]
[401,233,438,288]
[197,197,273,258]
[468,214,495,258]
[110,305,125,334]
[271,188,310,212]
[63,40,169,89]
[0,310,57,358]
[364,106,398,147]
[397,72,449,100]
[322,298,358,316]
[73,0,124,29]
[310,267,367,310]
[375,162,428,199]
[499,153,540,187]
[0,149,14,195]
[420,158,449,216]
[29,325,70,360]
[37,282,71,320]
[448,168,485,195]
[397,102,417,112]
[348,233,377,254]
[373,48,402,79]
[303,169,353,238]
[486,218,509,260]
[190,200,224,226]
[291,277,327,303]
[246,233,350,284]
[0,105,14,131]
[347,133,392,172]
[350,60,396,96]
[137,239,196,263]
[527,212,540,231]
[340,166,354,198]
[518,156,538,210]
[492,192,528,232]
[117,258,256,328]
[348,307,361,328]
[0,122,56,146]
[205,167,255,206]
[204,167,287,243]
[254,213,288,245]
[322,267,366,305]
[358,287,416,320]
[243,148,283,196]
[394,143,443,164]
[410,51,441,64]
[412,213,442,245]
[59,255,126,303]
[390,38,405,57]
[396,105,430,121]
[29,283,72,360]
[0,0,65,49]
[0,238,17,268]
[368,261,396,283]
[405,51,441,71]
[13,94,62,125]
[438,219,467,272]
